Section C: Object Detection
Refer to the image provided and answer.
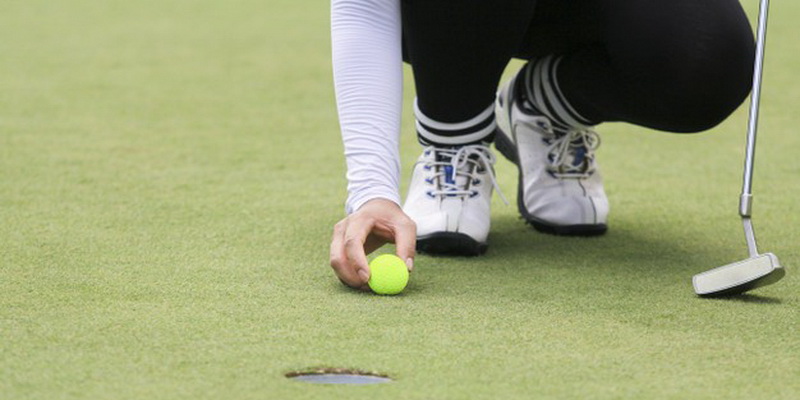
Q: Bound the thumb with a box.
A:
[393,219,417,272]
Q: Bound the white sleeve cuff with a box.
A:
[346,193,402,215]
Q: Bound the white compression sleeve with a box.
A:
[331,0,403,214]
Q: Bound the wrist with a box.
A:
[355,197,402,213]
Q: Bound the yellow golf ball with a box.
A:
[368,254,409,295]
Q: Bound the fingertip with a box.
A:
[358,268,370,283]
[392,219,415,272]
[394,236,416,268]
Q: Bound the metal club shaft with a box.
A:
[740,0,770,257]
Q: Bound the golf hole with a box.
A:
[286,368,392,385]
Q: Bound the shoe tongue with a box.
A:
[434,152,458,186]
[439,164,471,194]
[443,165,456,185]
[435,153,453,163]
[570,146,587,167]
[433,148,477,193]
[548,127,590,167]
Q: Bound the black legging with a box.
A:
[402,0,755,136]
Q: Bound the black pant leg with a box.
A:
[402,0,536,144]
[518,0,755,133]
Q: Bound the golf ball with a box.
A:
[368,254,409,295]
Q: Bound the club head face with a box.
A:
[693,253,785,297]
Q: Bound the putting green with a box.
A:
[1,1,797,399]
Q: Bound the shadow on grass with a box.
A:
[417,214,788,305]
[332,278,427,297]
[701,293,783,304]
[484,214,710,274]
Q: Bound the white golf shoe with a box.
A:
[494,76,609,235]
[403,144,505,255]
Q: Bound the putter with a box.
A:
[692,0,785,297]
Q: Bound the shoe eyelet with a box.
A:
[470,191,479,198]
[426,191,435,198]
[472,179,481,185]
[425,178,434,185]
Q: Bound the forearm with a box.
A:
[331,0,403,214]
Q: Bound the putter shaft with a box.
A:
[741,0,770,205]
[739,0,770,258]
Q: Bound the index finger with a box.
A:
[330,221,369,288]
[392,217,416,271]
[344,216,375,282]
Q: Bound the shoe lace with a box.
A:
[423,145,508,204]
[520,118,600,179]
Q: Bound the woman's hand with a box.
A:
[329,198,416,290]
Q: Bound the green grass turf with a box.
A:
[1,1,798,399]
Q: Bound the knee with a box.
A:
[664,16,755,132]
[612,1,756,132]
[663,41,754,132]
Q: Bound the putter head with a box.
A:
[693,253,785,297]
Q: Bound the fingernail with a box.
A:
[406,258,414,272]
[358,269,370,282]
